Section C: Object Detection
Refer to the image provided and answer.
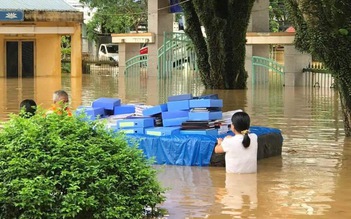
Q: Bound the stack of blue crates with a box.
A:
[164,93,192,126]
[75,97,136,129]
[179,94,223,136]
[75,94,223,137]
[116,117,155,134]
[143,94,193,136]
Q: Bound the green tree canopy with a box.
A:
[80,0,148,41]
[286,0,351,135]
[269,0,290,32]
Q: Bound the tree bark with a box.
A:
[180,0,255,89]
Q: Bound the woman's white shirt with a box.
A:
[221,133,258,173]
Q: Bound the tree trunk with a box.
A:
[286,0,351,136]
[180,0,211,88]
[338,78,351,136]
[181,0,255,89]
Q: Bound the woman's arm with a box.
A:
[215,138,225,153]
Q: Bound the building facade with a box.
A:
[0,0,83,77]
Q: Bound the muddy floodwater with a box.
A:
[0,72,350,219]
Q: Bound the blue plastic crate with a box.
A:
[167,93,193,102]
[92,97,121,110]
[167,100,190,111]
[145,126,181,136]
[179,128,218,136]
[189,99,223,108]
[142,104,168,116]
[116,127,145,134]
[188,111,223,121]
[162,117,188,127]
[75,106,105,120]
[161,111,189,119]
[114,104,135,115]
[117,117,155,128]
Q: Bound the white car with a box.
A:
[98,43,119,66]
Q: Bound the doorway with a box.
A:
[6,41,35,78]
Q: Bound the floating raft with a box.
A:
[126,126,283,166]
[76,94,283,166]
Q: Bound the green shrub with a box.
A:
[0,108,165,219]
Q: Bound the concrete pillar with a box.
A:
[246,0,270,80]
[70,23,82,77]
[284,45,312,86]
[245,45,253,86]
[70,76,82,109]
[0,36,4,77]
[147,0,173,77]
[118,43,142,75]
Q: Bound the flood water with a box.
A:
[0,72,350,219]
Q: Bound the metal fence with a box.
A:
[125,54,148,76]
[124,32,197,77]
[62,57,119,76]
[252,56,285,87]
[303,62,335,88]
[157,32,197,78]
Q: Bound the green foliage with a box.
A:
[61,36,71,60]
[62,63,71,73]
[80,0,148,41]
[0,108,165,219]
[286,0,351,135]
[269,0,290,32]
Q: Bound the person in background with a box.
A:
[48,90,72,116]
[19,99,37,118]
[53,90,69,105]
[214,111,258,173]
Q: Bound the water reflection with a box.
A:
[0,73,350,218]
[218,173,257,217]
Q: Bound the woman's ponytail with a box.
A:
[232,112,251,148]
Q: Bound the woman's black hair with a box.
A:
[231,112,251,148]
[20,99,37,118]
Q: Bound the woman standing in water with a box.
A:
[215,111,258,173]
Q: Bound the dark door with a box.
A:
[22,41,34,78]
[6,41,19,78]
[6,41,34,78]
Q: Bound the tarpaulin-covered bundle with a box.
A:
[126,126,283,166]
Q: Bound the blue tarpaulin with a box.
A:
[126,126,282,166]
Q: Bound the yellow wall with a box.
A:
[36,34,61,77]
[0,21,82,78]
[70,24,82,77]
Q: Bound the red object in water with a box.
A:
[140,46,148,55]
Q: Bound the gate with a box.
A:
[252,56,285,87]
[125,54,148,76]
[157,32,197,78]
[302,62,335,88]
[124,32,197,77]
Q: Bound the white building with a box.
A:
[64,0,95,24]
[64,0,96,54]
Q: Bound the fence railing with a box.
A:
[158,32,197,78]
[62,57,119,75]
[125,54,148,76]
[303,62,335,88]
[252,56,285,87]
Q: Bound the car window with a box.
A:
[100,46,106,54]
[107,45,118,53]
